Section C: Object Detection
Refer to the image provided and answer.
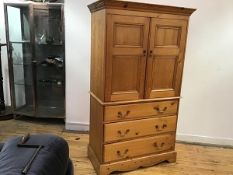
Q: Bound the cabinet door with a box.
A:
[145,18,188,98]
[105,15,150,101]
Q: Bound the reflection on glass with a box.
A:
[34,8,63,45]
[7,5,34,114]
[34,6,65,117]
[7,6,30,42]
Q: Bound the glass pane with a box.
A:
[12,43,31,64]
[6,5,34,115]
[12,43,34,114]
[7,6,30,42]
[34,7,63,45]
[34,6,65,118]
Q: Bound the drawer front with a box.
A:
[104,100,178,122]
[104,134,175,162]
[104,115,177,143]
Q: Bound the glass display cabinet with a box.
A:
[4,2,65,118]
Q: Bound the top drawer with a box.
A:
[104,100,178,122]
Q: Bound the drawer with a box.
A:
[104,133,175,162]
[104,100,178,122]
[104,115,177,143]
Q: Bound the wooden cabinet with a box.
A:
[88,1,195,175]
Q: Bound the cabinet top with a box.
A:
[88,0,196,16]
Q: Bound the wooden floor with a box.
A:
[0,118,233,175]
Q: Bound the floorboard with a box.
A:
[0,118,232,175]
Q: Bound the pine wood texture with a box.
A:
[104,100,178,122]
[104,115,177,143]
[0,119,233,175]
[90,9,106,101]
[88,1,196,174]
[90,96,104,162]
[104,133,175,162]
[88,0,196,16]
[145,18,188,98]
[105,14,149,101]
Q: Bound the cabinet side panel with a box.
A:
[89,96,104,163]
[90,10,106,101]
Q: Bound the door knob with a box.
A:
[143,50,147,56]
[149,50,153,57]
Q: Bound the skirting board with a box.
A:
[65,121,89,131]
[177,133,233,147]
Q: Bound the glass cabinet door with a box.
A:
[6,5,35,115]
[33,5,65,118]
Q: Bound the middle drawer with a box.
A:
[104,115,177,143]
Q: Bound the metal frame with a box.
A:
[0,43,7,111]
[4,2,65,119]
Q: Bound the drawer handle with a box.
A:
[154,106,167,114]
[155,123,167,131]
[155,125,162,131]
[161,142,165,147]
[117,149,129,158]
[117,129,130,137]
[153,142,165,149]
[117,111,130,119]
[154,142,158,148]
[162,124,167,128]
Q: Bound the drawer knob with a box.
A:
[154,106,167,114]
[117,149,129,158]
[117,111,130,119]
[117,129,130,137]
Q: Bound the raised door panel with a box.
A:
[105,15,150,102]
[145,18,188,98]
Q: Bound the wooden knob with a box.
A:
[143,50,147,56]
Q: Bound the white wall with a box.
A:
[0,0,233,146]
[64,0,94,130]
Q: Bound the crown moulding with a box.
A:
[88,0,196,16]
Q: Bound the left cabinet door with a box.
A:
[105,15,150,102]
[5,4,35,115]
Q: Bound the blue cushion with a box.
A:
[0,134,70,175]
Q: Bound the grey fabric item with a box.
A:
[0,134,72,175]
[67,159,74,175]
[0,143,4,151]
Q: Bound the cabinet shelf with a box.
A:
[35,42,63,46]
[10,40,30,44]
[14,80,32,86]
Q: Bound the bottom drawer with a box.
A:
[104,133,175,162]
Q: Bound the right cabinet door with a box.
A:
[145,18,188,98]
